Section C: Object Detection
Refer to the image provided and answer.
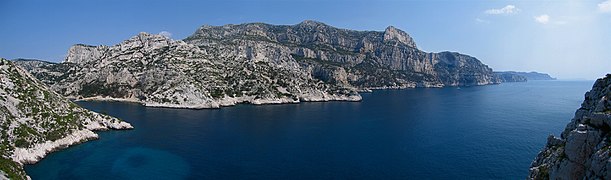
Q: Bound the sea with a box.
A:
[25,80,594,179]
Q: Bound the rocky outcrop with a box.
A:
[0,58,132,179]
[529,74,611,179]
[17,20,501,109]
[383,26,418,49]
[64,44,108,64]
[10,59,55,71]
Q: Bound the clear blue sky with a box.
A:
[1,0,609,80]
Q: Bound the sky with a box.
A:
[0,0,609,80]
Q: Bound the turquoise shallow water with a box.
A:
[25,80,593,179]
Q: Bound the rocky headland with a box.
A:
[495,71,556,82]
[529,74,611,179]
[16,21,503,109]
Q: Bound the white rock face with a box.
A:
[187,21,499,87]
[0,58,133,178]
[17,21,501,109]
[0,171,7,180]
[65,44,108,64]
[383,26,417,49]
[20,32,362,109]
[529,74,611,179]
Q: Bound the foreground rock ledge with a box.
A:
[529,74,611,179]
[0,58,133,179]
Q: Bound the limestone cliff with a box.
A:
[185,20,501,88]
[16,20,501,109]
[529,74,611,179]
[16,32,361,109]
[0,58,132,179]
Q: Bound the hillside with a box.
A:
[0,58,132,179]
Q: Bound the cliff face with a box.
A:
[17,21,500,109]
[0,59,132,179]
[17,32,361,109]
[185,20,500,88]
[529,74,611,179]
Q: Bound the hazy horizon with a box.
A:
[1,0,609,80]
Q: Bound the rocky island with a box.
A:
[16,20,503,109]
[0,58,132,179]
[529,74,611,179]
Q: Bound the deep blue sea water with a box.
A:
[25,80,594,179]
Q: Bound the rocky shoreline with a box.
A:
[69,82,507,110]
[11,124,132,165]
[74,93,362,109]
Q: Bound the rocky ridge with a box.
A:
[494,71,528,82]
[16,32,361,109]
[185,21,500,88]
[529,74,611,179]
[17,21,502,109]
[517,71,557,80]
[495,71,556,82]
[0,58,132,179]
